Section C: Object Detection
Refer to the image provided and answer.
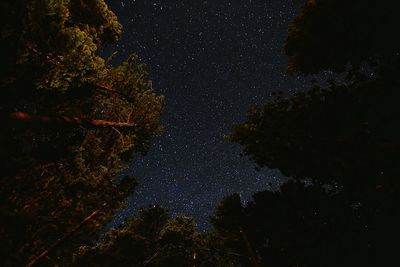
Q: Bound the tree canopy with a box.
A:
[75,206,230,267]
[285,0,400,74]
[225,0,400,266]
[0,1,163,266]
[229,0,400,194]
[211,181,369,267]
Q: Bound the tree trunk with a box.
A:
[9,111,135,129]
[240,227,261,267]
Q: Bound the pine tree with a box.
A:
[0,1,163,266]
[75,206,229,267]
[227,0,400,265]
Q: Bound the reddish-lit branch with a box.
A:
[9,111,136,129]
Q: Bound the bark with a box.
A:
[9,111,135,129]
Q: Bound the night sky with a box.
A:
[104,0,308,230]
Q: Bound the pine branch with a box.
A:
[9,111,136,129]
[25,210,100,267]
[26,44,135,102]
[95,83,135,102]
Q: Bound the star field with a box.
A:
[104,0,307,230]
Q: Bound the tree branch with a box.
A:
[25,210,100,267]
[9,111,136,129]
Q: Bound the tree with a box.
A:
[228,76,400,193]
[0,1,163,266]
[285,0,400,74]
[211,181,374,267]
[227,0,400,265]
[229,0,400,194]
[75,206,229,267]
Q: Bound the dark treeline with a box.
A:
[224,0,400,266]
[1,0,399,266]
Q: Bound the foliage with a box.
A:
[229,0,400,194]
[228,72,400,192]
[211,181,396,267]
[225,0,400,266]
[0,0,163,266]
[75,206,230,267]
[285,0,400,74]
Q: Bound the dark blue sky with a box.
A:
[105,0,307,230]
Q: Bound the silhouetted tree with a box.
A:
[212,181,373,267]
[228,76,400,194]
[285,0,400,74]
[226,0,400,265]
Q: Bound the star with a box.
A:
[106,0,306,230]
